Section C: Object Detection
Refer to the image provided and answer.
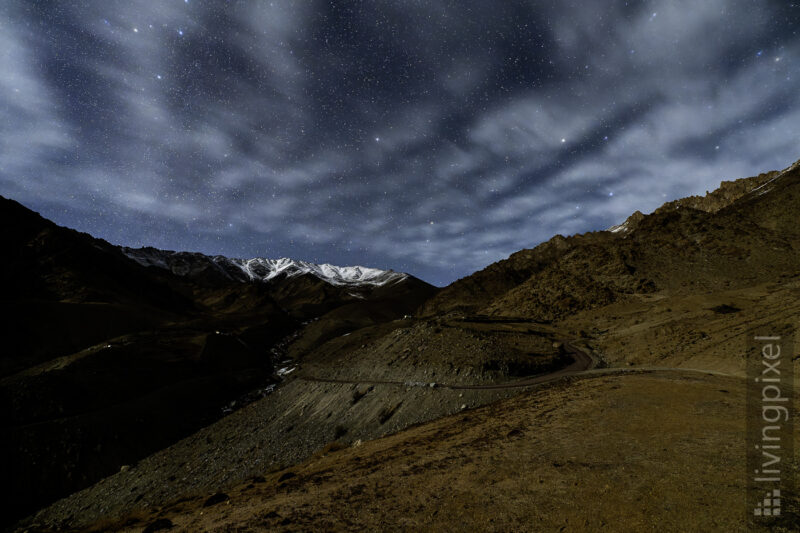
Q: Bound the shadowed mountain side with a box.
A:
[0,197,199,377]
[287,278,439,360]
[0,197,293,525]
[0,196,435,528]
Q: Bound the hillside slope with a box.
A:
[420,159,800,327]
[77,371,771,532]
[0,196,435,528]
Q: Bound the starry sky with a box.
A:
[1,1,799,286]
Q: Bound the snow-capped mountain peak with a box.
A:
[122,247,408,287]
[231,256,408,286]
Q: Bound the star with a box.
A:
[5,0,799,291]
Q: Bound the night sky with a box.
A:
[1,1,799,286]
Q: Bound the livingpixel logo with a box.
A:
[753,489,781,517]
[747,333,795,527]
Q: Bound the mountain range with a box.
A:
[0,196,434,527]
[4,156,800,531]
[121,247,410,289]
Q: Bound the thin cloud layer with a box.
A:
[1,1,798,285]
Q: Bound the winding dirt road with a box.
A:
[297,340,599,390]
[297,338,739,391]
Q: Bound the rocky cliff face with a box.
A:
[655,169,780,214]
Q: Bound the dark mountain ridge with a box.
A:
[0,195,435,527]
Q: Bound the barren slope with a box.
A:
[75,372,799,533]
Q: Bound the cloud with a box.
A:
[0,15,76,199]
[0,0,798,285]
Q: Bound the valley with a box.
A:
[5,3,800,532]
[5,157,800,532]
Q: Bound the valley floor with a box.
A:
[17,281,800,532]
[84,371,782,532]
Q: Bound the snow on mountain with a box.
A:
[122,247,408,287]
[230,257,407,286]
[606,210,645,236]
[750,157,800,196]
